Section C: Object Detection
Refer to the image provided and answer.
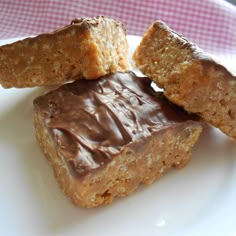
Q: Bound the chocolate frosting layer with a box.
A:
[34,72,198,177]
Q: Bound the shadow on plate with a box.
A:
[193,124,236,160]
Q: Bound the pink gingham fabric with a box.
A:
[0,0,236,55]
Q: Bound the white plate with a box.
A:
[0,36,236,236]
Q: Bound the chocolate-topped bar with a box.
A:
[133,20,236,139]
[0,16,129,88]
[33,72,203,207]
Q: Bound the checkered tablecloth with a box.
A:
[0,0,236,55]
